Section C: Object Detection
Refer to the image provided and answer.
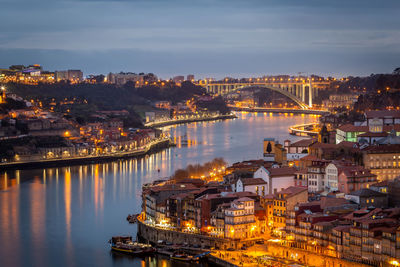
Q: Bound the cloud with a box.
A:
[0,0,399,76]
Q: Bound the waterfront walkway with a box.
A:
[144,113,236,128]
[209,243,370,267]
[0,137,171,169]
[289,122,319,136]
[230,106,329,115]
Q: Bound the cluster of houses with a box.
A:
[141,110,400,265]
[0,92,161,162]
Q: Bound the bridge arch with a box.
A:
[223,85,310,110]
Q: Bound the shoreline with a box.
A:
[230,106,329,115]
[144,113,237,128]
[289,122,319,136]
[137,219,366,267]
[0,138,172,171]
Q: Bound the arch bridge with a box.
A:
[202,81,323,109]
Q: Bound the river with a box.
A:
[0,112,317,267]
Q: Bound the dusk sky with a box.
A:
[1,0,400,78]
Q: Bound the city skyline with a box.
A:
[1,0,400,78]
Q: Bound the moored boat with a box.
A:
[170,251,199,262]
[109,236,156,255]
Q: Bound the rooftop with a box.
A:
[363,144,400,153]
[370,180,389,187]
[348,188,387,198]
[289,138,316,147]
[357,132,388,137]
[269,166,297,177]
[365,110,400,119]
[240,177,267,186]
[277,186,307,198]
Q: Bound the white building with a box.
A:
[236,178,267,196]
[325,163,339,191]
[253,166,296,195]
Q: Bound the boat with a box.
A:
[126,214,138,223]
[170,251,199,262]
[109,236,156,255]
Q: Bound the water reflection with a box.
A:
[0,112,316,267]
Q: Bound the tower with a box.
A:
[308,79,313,108]
[319,125,330,144]
[0,86,5,104]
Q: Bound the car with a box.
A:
[227,247,235,251]
[241,246,247,250]
[255,240,264,244]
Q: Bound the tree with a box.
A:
[266,142,272,154]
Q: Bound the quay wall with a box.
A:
[207,255,238,267]
[265,243,370,267]
[0,138,171,170]
[137,220,248,250]
[144,114,236,128]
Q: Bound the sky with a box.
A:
[1,0,400,79]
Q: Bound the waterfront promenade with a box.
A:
[289,122,319,136]
[230,106,329,115]
[144,113,236,128]
[209,243,370,267]
[0,137,171,170]
[138,217,367,267]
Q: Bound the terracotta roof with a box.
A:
[363,144,400,153]
[150,183,198,193]
[169,192,191,200]
[320,197,351,209]
[370,180,389,187]
[337,124,368,132]
[300,154,318,161]
[337,141,358,148]
[342,207,382,221]
[332,225,352,232]
[289,138,316,147]
[348,188,387,198]
[236,197,254,202]
[365,110,400,119]
[340,167,376,178]
[263,194,275,200]
[240,178,267,185]
[197,191,258,201]
[269,167,297,177]
[369,226,398,234]
[357,132,388,137]
[309,142,337,149]
[277,186,307,197]
[338,123,400,133]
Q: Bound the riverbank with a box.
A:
[0,137,172,170]
[138,219,367,267]
[208,243,370,267]
[144,113,237,128]
[230,106,329,115]
[289,122,319,136]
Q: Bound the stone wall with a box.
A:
[266,243,370,267]
[137,220,253,250]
